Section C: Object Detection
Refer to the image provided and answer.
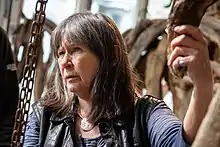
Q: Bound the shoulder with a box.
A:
[135,95,162,110]
[31,100,51,124]
[133,95,163,122]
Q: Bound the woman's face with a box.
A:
[57,41,99,96]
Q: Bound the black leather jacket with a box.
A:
[29,95,161,147]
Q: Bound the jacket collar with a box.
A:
[50,107,76,123]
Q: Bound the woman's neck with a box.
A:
[77,97,92,118]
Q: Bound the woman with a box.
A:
[23,12,213,146]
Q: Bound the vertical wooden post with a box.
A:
[74,0,92,13]
[136,0,149,21]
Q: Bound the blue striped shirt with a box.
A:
[75,134,106,147]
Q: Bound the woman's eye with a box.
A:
[74,47,82,52]
[69,47,83,55]
[57,51,65,57]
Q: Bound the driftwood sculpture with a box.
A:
[167,0,219,78]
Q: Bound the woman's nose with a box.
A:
[61,53,73,68]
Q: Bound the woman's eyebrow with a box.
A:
[58,41,70,51]
[68,43,82,47]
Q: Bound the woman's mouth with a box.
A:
[65,75,79,81]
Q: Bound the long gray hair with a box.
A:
[42,12,137,122]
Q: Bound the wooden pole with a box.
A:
[137,0,149,20]
[6,0,13,34]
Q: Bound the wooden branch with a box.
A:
[128,19,166,68]
[137,0,149,19]
[166,0,219,78]
[34,47,44,99]
[192,86,220,147]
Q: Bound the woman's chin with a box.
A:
[66,84,84,94]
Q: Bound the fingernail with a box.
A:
[165,28,168,33]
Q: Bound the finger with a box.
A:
[170,34,202,50]
[174,25,204,42]
[172,56,192,70]
[168,46,197,66]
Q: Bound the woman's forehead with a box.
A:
[58,41,74,50]
[58,40,85,50]
[58,40,68,50]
